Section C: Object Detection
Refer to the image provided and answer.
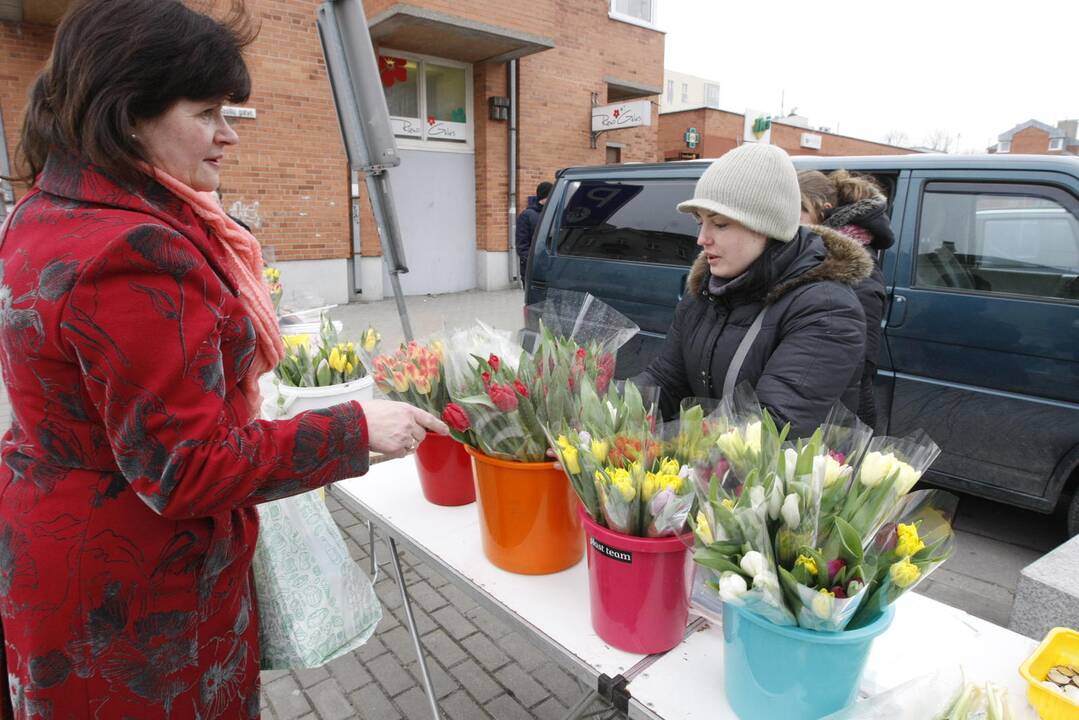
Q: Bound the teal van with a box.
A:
[525,154,1079,534]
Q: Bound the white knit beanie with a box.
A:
[677,143,801,241]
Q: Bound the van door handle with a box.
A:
[888,294,908,328]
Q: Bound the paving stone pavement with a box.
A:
[0,287,1068,718]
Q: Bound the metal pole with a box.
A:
[0,107,13,223]
[318,0,413,339]
[508,59,518,285]
[388,537,441,720]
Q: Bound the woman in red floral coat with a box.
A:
[0,1,446,717]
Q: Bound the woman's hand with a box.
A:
[361,400,449,458]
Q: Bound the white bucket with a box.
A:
[264,375,375,420]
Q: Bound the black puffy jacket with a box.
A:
[636,226,872,438]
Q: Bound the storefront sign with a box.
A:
[591,100,652,133]
[391,117,423,138]
[426,118,467,141]
[684,127,701,148]
[743,108,772,144]
[223,106,257,119]
[800,132,823,150]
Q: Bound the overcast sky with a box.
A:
[659,0,1077,152]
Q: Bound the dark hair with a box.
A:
[536,181,553,201]
[13,0,257,186]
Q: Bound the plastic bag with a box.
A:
[253,490,382,669]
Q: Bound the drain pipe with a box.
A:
[507,59,518,284]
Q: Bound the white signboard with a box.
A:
[800,133,823,150]
[743,108,772,144]
[223,106,257,119]
[591,100,652,133]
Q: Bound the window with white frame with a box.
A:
[379,51,472,146]
[704,83,720,108]
[666,79,674,104]
[610,0,656,26]
[681,83,688,103]
[997,141,1011,153]
[1049,137,1064,151]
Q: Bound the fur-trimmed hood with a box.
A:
[686,225,873,302]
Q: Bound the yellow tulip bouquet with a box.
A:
[688,385,956,632]
[274,312,379,388]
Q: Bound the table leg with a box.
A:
[388,536,441,720]
[367,519,380,583]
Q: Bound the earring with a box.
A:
[130,133,138,140]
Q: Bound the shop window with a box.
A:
[379,51,472,147]
[1049,138,1064,151]
[606,146,622,164]
[996,141,1011,153]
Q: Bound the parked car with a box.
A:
[524,154,1079,535]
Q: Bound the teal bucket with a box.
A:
[723,602,895,720]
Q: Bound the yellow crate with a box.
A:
[1019,627,1079,720]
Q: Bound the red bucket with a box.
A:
[414,433,475,506]
[579,506,693,654]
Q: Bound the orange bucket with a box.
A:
[465,446,584,575]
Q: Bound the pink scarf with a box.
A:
[146,166,285,419]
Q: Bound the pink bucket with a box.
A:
[579,506,693,654]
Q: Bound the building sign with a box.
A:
[684,127,701,149]
[591,100,652,133]
[743,108,772,144]
[223,106,256,119]
[800,133,823,150]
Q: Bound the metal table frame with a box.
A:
[329,482,697,720]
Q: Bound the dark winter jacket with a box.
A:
[822,196,893,430]
[636,226,872,438]
[515,196,544,261]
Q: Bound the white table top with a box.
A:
[333,457,1039,720]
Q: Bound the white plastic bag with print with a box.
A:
[253,490,382,669]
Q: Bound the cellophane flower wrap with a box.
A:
[845,489,958,630]
[819,430,942,560]
[689,390,797,626]
[546,378,660,534]
[444,292,638,463]
[361,336,477,447]
[688,385,957,633]
[815,404,874,532]
[275,312,375,387]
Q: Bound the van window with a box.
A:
[915,183,1079,302]
[556,180,700,266]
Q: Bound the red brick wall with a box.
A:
[658,109,914,160]
[3,2,665,265]
[1010,126,1051,154]
[223,0,350,262]
[0,22,54,192]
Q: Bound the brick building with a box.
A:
[989,119,1079,156]
[658,107,915,161]
[0,0,664,303]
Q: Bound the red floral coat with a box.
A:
[0,154,370,718]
